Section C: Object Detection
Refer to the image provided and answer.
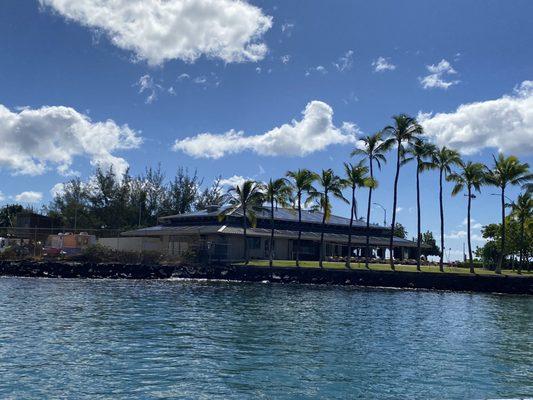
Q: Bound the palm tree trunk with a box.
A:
[467,186,474,273]
[243,208,249,265]
[497,187,505,274]
[346,184,355,269]
[365,158,373,269]
[296,193,302,267]
[416,161,422,272]
[519,218,524,274]
[439,168,445,272]
[319,191,328,268]
[269,197,274,268]
[389,145,401,271]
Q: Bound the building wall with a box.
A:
[223,235,291,261]
[99,237,162,252]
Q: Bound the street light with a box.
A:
[372,202,387,226]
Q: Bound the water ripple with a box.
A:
[0,278,531,399]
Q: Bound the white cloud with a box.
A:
[372,56,396,72]
[460,218,483,229]
[39,0,273,66]
[173,101,358,158]
[15,191,43,204]
[333,50,354,72]
[280,55,291,64]
[306,65,328,76]
[281,22,294,36]
[419,59,459,89]
[177,73,190,81]
[193,76,207,85]
[445,230,485,241]
[136,74,161,104]
[396,207,403,213]
[50,183,65,198]
[219,175,249,188]
[0,104,141,176]
[0,191,5,202]
[255,67,262,74]
[419,81,533,155]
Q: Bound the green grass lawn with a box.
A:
[235,260,532,277]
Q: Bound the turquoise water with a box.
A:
[0,278,531,399]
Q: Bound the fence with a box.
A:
[0,226,235,264]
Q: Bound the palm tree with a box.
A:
[309,169,348,268]
[220,180,265,264]
[382,114,423,270]
[485,154,531,273]
[265,178,292,267]
[352,131,394,268]
[286,169,318,266]
[427,146,462,272]
[404,139,436,271]
[509,192,532,274]
[342,161,374,269]
[447,162,486,273]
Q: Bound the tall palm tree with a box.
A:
[485,154,531,273]
[265,178,292,267]
[342,161,374,269]
[352,131,394,269]
[447,162,486,273]
[309,169,348,268]
[220,180,265,264]
[382,114,423,270]
[286,169,318,266]
[404,139,436,271]
[427,146,462,272]
[508,192,532,274]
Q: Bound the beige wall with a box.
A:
[99,237,162,252]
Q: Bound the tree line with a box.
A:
[2,114,530,273]
[218,114,531,274]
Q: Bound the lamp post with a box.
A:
[372,202,387,226]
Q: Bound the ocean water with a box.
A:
[0,277,531,399]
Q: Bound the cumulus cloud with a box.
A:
[333,50,354,72]
[372,56,396,72]
[419,59,459,89]
[419,81,533,155]
[173,101,358,158]
[39,0,273,65]
[0,104,141,176]
[15,191,43,203]
[280,55,291,64]
[219,175,249,187]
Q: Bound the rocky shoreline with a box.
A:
[0,261,531,294]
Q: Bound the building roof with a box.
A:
[160,206,383,228]
[122,224,423,248]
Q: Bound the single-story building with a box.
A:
[121,205,425,263]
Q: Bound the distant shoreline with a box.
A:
[1,261,531,295]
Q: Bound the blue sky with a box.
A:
[1,0,532,259]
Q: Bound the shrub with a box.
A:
[72,244,163,265]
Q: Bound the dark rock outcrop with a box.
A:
[0,261,531,294]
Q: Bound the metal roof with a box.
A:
[160,206,382,228]
[122,224,421,248]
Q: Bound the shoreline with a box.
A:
[0,260,531,294]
